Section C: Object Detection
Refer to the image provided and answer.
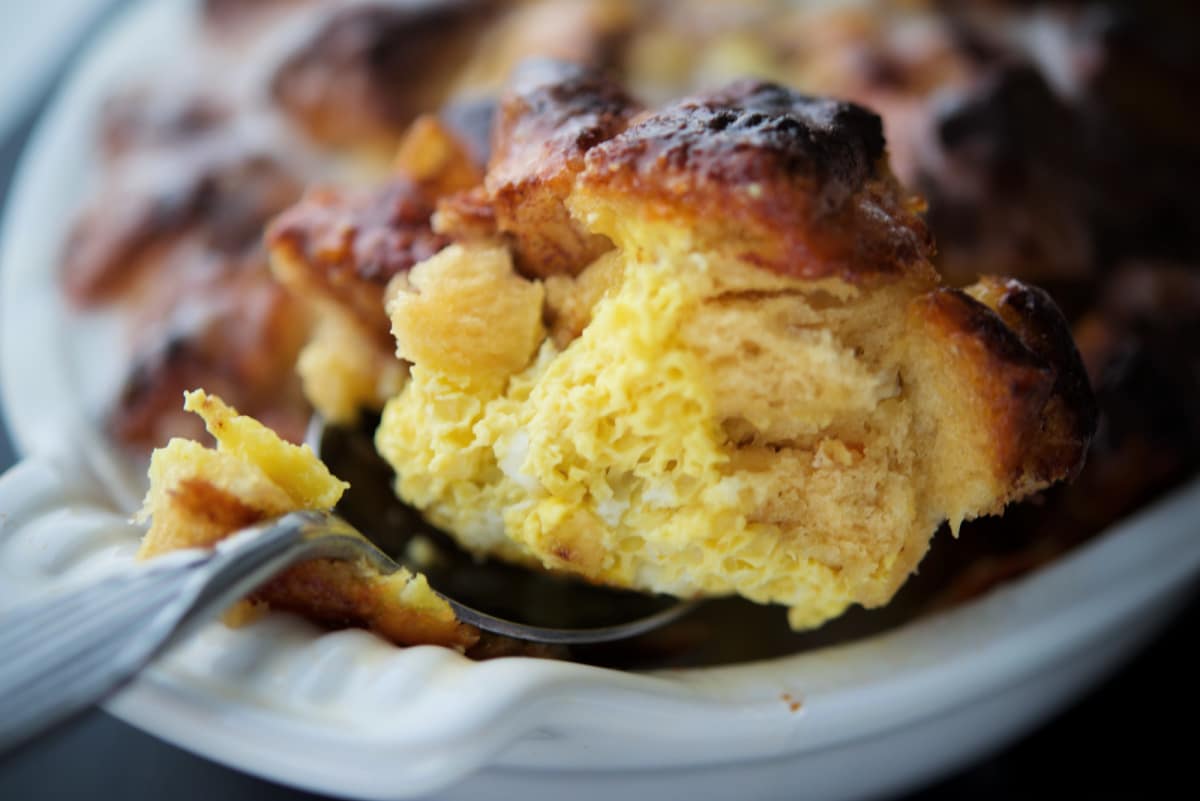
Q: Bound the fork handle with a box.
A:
[0,510,341,755]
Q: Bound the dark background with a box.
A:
[0,7,1196,801]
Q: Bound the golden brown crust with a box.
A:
[171,477,268,534]
[268,116,481,346]
[139,395,479,651]
[916,277,1096,491]
[967,276,1098,480]
[268,180,450,344]
[577,79,934,282]
[482,59,642,277]
[158,479,477,650]
[435,185,499,243]
[253,560,479,650]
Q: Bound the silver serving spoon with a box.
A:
[0,420,697,755]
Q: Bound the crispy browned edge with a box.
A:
[267,115,486,345]
[268,181,451,345]
[167,477,479,650]
[472,58,642,277]
[254,561,479,651]
[576,79,935,283]
[917,276,1097,490]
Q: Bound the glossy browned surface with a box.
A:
[173,477,268,534]
[254,560,479,650]
[268,180,449,342]
[268,115,484,345]
[152,470,479,651]
[917,278,1095,491]
[970,277,1098,479]
[483,59,640,277]
[580,80,934,282]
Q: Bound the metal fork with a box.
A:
[0,510,696,755]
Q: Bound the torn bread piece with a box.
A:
[138,390,478,649]
[372,65,1096,630]
[267,115,484,424]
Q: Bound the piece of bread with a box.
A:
[138,390,478,649]
[267,116,483,422]
[373,64,1096,629]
